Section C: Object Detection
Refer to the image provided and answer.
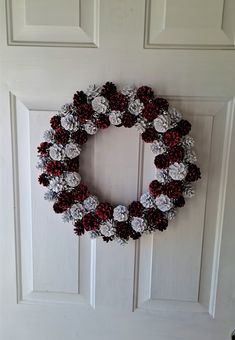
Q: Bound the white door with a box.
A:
[1,1,235,339]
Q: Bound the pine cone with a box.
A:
[96,202,113,220]
[185,164,201,182]
[50,115,61,129]
[156,218,168,231]
[38,173,50,186]
[177,120,191,136]
[74,221,85,236]
[53,202,65,213]
[100,82,117,99]
[136,86,154,104]
[115,222,132,241]
[46,160,63,176]
[155,97,169,112]
[168,146,185,163]
[154,154,169,169]
[37,142,51,155]
[65,157,80,172]
[96,114,110,129]
[142,102,157,121]
[145,208,164,226]
[163,181,182,198]
[142,128,158,143]
[122,112,136,128]
[163,129,181,147]
[73,91,87,106]
[54,128,69,145]
[109,93,128,111]
[77,103,94,123]
[174,196,185,207]
[149,180,163,197]
[71,184,90,202]
[128,201,143,217]
[71,130,88,145]
[82,213,100,231]
[57,191,73,210]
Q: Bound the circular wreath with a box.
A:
[37,82,201,244]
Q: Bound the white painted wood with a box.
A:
[14,98,33,300]
[198,102,228,311]
[25,0,79,27]
[152,114,211,301]
[8,101,94,306]
[80,126,139,309]
[208,100,235,317]
[1,0,235,339]
[138,99,232,315]
[215,99,235,325]
[145,0,235,49]
[6,0,99,47]
[30,110,79,294]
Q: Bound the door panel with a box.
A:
[144,112,212,303]
[30,110,79,295]
[138,99,233,317]
[145,0,235,49]
[6,0,99,47]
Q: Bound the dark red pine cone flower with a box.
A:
[96,114,110,129]
[128,201,143,217]
[46,160,63,176]
[50,115,61,129]
[157,218,168,231]
[168,146,185,163]
[149,180,163,197]
[142,102,158,122]
[154,154,169,169]
[54,128,69,145]
[178,120,191,136]
[96,202,113,220]
[115,122,123,128]
[73,91,87,106]
[71,130,88,145]
[122,112,136,128]
[37,142,51,155]
[136,86,154,104]
[130,230,141,240]
[115,222,132,241]
[74,221,85,236]
[103,236,115,242]
[100,82,117,99]
[155,97,169,112]
[38,173,50,186]
[163,129,181,147]
[56,191,73,210]
[82,213,100,231]
[109,93,128,111]
[65,157,80,172]
[53,202,65,214]
[163,181,182,198]
[185,164,201,182]
[71,184,90,202]
[142,128,158,143]
[145,208,164,226]
[174,196,185,208]
[77,103,94,123]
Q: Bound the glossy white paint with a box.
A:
[144,0,235,49]
[0,1,235,339]
[6,0,99,47]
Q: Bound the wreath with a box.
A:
[37,82,201,244]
